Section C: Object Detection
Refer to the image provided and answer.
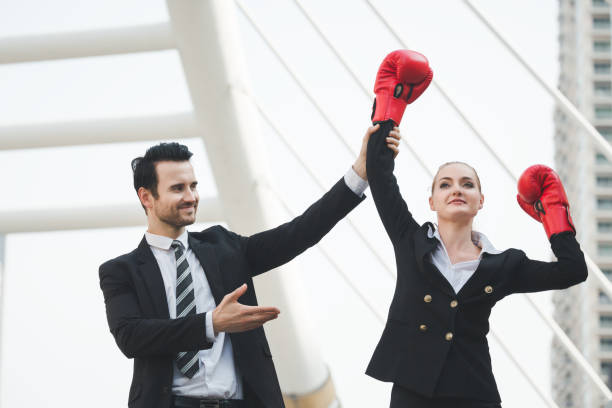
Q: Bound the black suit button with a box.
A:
[162,386,169,395]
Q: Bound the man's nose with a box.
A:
[183,189,196,202]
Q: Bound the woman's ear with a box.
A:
[429,196,434,211]
[479,193,484,210]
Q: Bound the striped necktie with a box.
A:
[171,240,199,378]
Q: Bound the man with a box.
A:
[99,134,400,408]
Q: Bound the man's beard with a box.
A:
[158,205,197,228]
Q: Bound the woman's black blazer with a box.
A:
[364,121,588,402]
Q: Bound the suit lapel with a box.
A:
[457,252,506,298]
[189,234,225,305]
[413,223,455,296]
[135,237,169,318]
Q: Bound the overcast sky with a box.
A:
[0,1,571,407]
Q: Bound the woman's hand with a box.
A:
[352,124,401,180]
[517,164,575,238]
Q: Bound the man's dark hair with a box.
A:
[131,142,193,201]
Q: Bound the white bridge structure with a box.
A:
[0,1,610,407]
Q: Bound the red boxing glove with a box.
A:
[371,50,433,126]
[517,164,576,239]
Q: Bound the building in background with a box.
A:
[554,0,612,407]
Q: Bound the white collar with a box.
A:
[145,230,189,251]
[427,224,502,256]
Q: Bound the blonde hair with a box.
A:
[431,161,482,195]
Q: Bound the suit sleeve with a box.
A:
[509,232,588,294]
[366,120,420,243]
[99,259,213,358]
[236,177,364,277]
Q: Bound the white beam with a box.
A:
[0,113,198,150]
[0,234,5,404]
[0,198,222,233]
[0,23,175,64]
[167,0,334,400]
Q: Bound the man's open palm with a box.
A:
[212,284,280,335]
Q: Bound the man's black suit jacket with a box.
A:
[99,178,364,408]
[365,121,588,402]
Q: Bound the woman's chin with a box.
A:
[438,209,477,222]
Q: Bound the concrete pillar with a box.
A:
[166,0,337,405]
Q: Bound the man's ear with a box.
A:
[138,187,154,213]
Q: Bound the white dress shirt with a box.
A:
[145,168,366,398]
[145,230,242,399]
[426,225,502,293]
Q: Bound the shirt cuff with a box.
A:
[205,311,218,343]
[344,166,369,197]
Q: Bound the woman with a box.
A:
[362,121,587,408]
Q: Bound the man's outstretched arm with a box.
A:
[238,128,401,277]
